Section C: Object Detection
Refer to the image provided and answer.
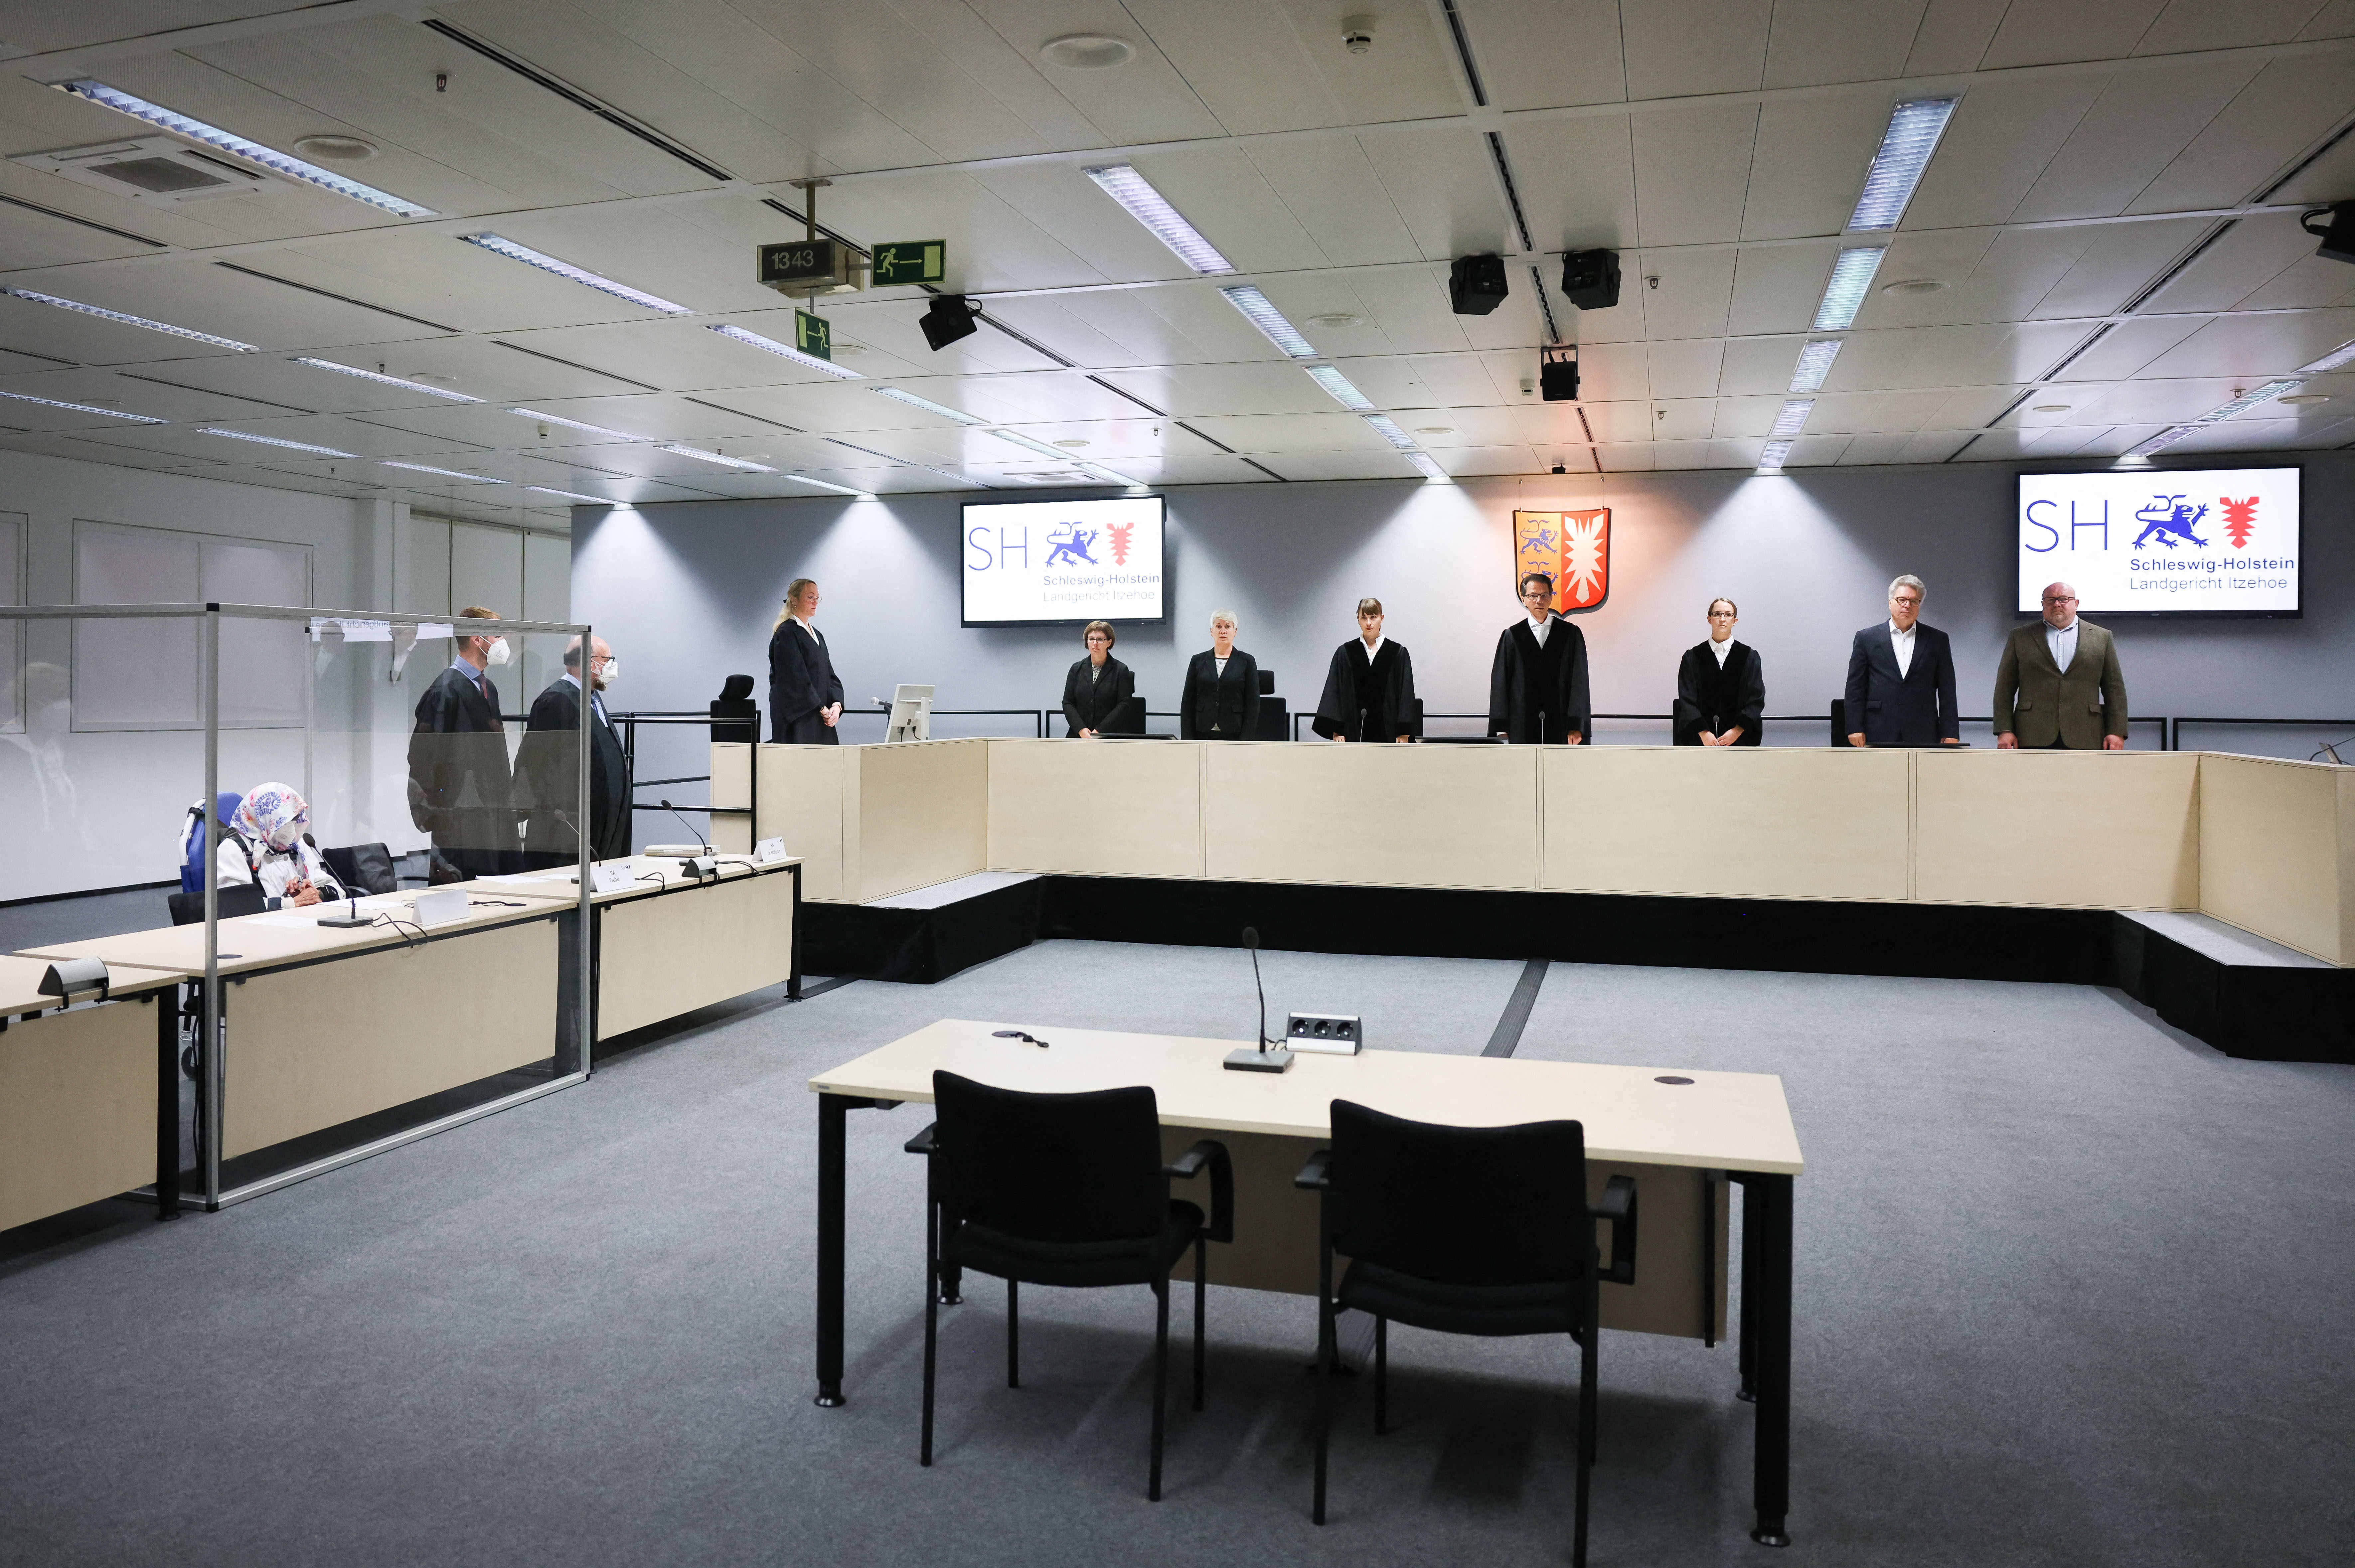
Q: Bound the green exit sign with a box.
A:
[872,240,945,284]
[795,310,832,360]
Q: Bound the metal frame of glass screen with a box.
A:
[0,602,594,1212]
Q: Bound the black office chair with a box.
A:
[167,882,267,925]
[711,674,757,743]
[1102,694,1146,736]
[906,1070,1232,1500]
[319,842,398,894]
[1296,1100,1636,1567]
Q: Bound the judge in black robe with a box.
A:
[406,619,518,881]
[1674,599,1765,746]
[516,637,634,867]
[1487,571,1591,744]
[1062,620,1136,736]
[768,579,844,744]
[1178,612,1260,739]
[1312,598,1416,741]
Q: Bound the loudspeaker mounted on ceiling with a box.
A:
[1561,249,1622,310]
[1447,253,1509,316]
[2305,204,2355,265]
[1539,348,1578,403]
[920,295,981,351]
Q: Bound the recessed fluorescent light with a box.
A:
[459,234,691,314]
[1847,97,1958,232]
[1789,339,1843,393]
[1220,284,1315,357]
[1770,398,1815,438]
[1812,248,1886,332]
[508,407,640,441]
[707,323,863,379]
[382,461,501,482]
[1757,439,1794,473]
[0,389,166,423]
[2123,427,2194,459]
[991,428,1083,462]
[2296,338,2355,375]
[784,474,871,497]
[873,386,984,424]
[293,358,479,402]
[1404,452,1449,481]
[1363,414,1418,450]
[660,443,775,472]
[1081,164,1234,274]
[55,80,436,217]
[2202,380,2302,422]
[1306,365,1374,411]
[1081,463,1141,487]
[200,428,354,456]
[1,285,257,351]
[526,485,611,503]
[923,466,988,487]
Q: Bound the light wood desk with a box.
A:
[808,1020,1803,1547]
[480,854,804,1040]
[19,888,577,1203]
[1,958,184,1231]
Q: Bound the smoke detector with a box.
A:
[1342,16,1375,53]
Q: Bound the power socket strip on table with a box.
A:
[1285,1013,1363,1055]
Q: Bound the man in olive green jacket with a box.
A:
[1993,581,2128,750]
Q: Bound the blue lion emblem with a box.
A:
[2131,498,2209,549]
[1519,528,1557,555]
[1045,525,1098,567]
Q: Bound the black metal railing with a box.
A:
[613,708,760,841]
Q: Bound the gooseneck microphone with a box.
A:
[1224,924,1294,1073]
[658,798,712,855]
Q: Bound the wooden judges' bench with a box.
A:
[716,739,2355,968]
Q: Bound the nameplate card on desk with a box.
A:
[590,863,636,893]
[755,837,790,865]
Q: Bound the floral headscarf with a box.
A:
[230,783,311,855]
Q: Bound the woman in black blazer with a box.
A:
[1179,611,1260,740]
[1061,620,1135,737]
[1674,597,1765,746]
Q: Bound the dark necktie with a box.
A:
[475,673,492,708]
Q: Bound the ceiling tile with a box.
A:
[1631,102,1761,247]
[1457,0,1628,110]
[1622,0,1772,98]
[1501,119,1639,254]
[2011,58,2262,223]
[1763,1,1931,87]
[1901,76,2107,230]
[1979,1,2171,70]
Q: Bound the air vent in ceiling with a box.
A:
[13,136,281,205]
[1007,469,1095,484]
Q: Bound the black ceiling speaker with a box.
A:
[920,294,981,351]
[1561,249,1622,310]
[1448,253,1509,315]
[1539,355,1578,402]
[2305,204,2355,265]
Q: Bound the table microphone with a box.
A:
[657,798,712,855]
[1224,925,1293,1073]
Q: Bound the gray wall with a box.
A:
[574,452,2355,802]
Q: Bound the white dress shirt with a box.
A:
[1361,635,1386,660]
[1526,614,1551,647]
[1214,656,1229,678]
[2045,620,2078,672]
[1709,636,1733,667]
[561,670,607,724]
[1889,620,1916,678]
[789,613,822,644]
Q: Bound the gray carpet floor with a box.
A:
[1,940,2349,1567]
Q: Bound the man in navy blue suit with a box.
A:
[1844,574,1962,747]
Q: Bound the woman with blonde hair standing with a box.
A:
[768,577,845,744]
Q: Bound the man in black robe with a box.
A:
[406,606,518,881]
[1312,597,1416,741]
[516,635,634,868]
[1488,572,1591,744]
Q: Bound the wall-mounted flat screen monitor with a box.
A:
[962,496,1166,627]
[2017,466,2299,617]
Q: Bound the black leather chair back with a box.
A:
[1328,1098,1588,1286]
[320,842,397,895]
[167,882,268,926]
[932,1070,1165,1244]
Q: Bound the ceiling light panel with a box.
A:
[784,474,871,497]
[509,407,641,440]
[1770,399,1815,437]
[1082,165,1234,274]
[1788,340,1843,393]
[54,80,437,217]
[459,234,692,314]
[1404,452,1449,481]
[202,427,355,456]
[382,461,501,482]
[1,285,257,351]
[2295,339,2355,375]
[873,386,985,424]
[526,486,610,502]
[1219,286,1316,357]
[1812,248,1886,332]
[1363,414,1419,449]
[2123,427,2194,459]
[708,323,863,379]
[1846,98,1958,233]
[0,389,167,423]
[1757,439,1794,472]
[1306,365,1375,411]
[294,358,479,402]
[2202,380,2302,421]
[660,443,775,472]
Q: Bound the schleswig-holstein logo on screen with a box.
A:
[962,496,1166,626]
[2015,467,2298,615]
